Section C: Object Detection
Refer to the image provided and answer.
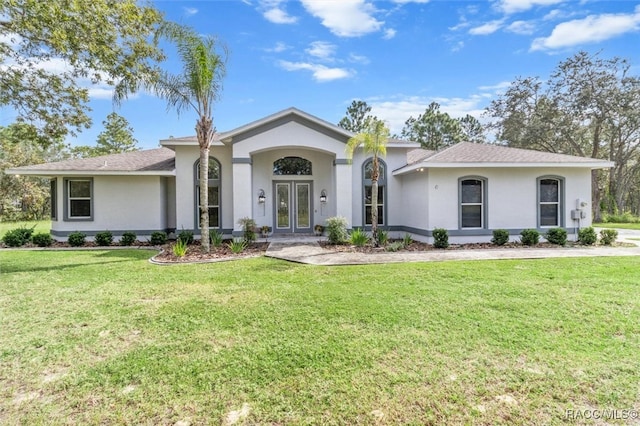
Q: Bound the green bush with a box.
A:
[578,227,597,245]
[491,229,510,246]
[402,233,413,247]
[326,216,349,244]
[210,231,223,247]
[599,229,618,246]
[120,231,137,246]
[67,231,86,247]
[173,239,188,257]
[228,237,246,254]
[386,241,404,252]
[2,225,35,247]
[520,229,540,246]
[376,229,389,246]
[350,228,369,247]
[31,232,53,247]
[95,231,113,246]
[177,229,194,245]
[238,217,256,243]
[545,228,567,246]
[150,231,167,246]
[432,228,449,249]
[601,212,640,223]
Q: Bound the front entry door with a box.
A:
[274,181,312,233]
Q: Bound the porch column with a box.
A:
[334,159,353,227]
[232,158,252,235]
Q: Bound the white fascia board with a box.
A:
[5,169,176,177]
[393,161,614,176]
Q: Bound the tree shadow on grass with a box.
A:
[0,249,157,274]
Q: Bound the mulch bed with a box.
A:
[152,242,269,263]
[319,240,569,253]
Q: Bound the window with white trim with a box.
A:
[363,159,385,226]
[195,158,221,229]
[460,178,485,228]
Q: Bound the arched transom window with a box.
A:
[273,156,312,175]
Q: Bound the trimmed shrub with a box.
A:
[599,228,618,246]
[177,229,194,245]
[432,228,449,249]
[31,232,53,247]
[120,231,137,246]
[350,228,369,247]
[520,229,540,246]
[491,229,510,246]
[95,231,113,246]
[150,231,167,246]
[2,225,35,247]
[545,228,567,246]
[67,231,86,247]
[238,217,257,243]
[578,227,597,246]
[326,216,349,244]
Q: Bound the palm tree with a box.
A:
[346,118,390,246]
[115,22,226,252]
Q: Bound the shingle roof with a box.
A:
[407,148,436,164]
[8,148,176,175]
[422,142,608,164]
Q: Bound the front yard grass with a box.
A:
[596,222,640,230]
[1,250,639,424]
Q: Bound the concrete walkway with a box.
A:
[265,233,640,265]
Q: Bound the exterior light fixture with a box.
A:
[320,189,327,203]
[258,189,266,204]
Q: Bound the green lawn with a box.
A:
[595,222,640,230]
[1,251,639,425]
[0,220,51,238]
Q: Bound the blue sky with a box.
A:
[24,1,640,149]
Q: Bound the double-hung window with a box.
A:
[65,178,93,220]
[539,177,563,227]
[460,178,486,228]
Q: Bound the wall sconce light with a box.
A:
[258,189,266,204]
[320,189,327,204]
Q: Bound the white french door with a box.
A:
[273,181,312,233]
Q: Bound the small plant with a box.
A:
[177,229,194,245]
[545,228,567,246]
[326,216,349,244]
[67,231,86,247]
[578,227,597,245]
[120,231,137,246]
[2,225,35,247]
[432,228,449,249]
[210,231,223,247]
[173,239,188,257]
[150,231,167,246]
[520,229,540,246]
[386,241,405,252]
[228,237,247,254]
[238,217,257,243]
[31,232,53,247]
[350,228,369,247]
[491,229,510,246]
[95,231,113,246]
[402,233,413,247]
[260,225,270,237]
[376,229,389,246]
[314,224,325,236]
[599,228,618,246]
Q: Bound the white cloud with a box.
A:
[306,41,336,60]
[531,7,640,51]
[278,61,353,82]
[469,20,504,35]
[383,28,397,39]
[391,0,429,3]
[265,42,289,53]
[451,41,465,52]
[478,81,512,92]
[349,53,370,64]
[497,0,565,14]
[506,20,536,35]
[263,7,298,24]
[183,7,198,17]
[300,0,383,37]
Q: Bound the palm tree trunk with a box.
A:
[196,117,213,252]
[371,156,379,247]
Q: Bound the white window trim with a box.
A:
[64,178,93,221]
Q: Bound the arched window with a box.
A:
[538,176,564,227]
[459,177,487,229]
[363,158,386,226]
[273,156,312,175]
[195,157,221,229]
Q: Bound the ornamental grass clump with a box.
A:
[349,228,369,247]
[599,229,618,246]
